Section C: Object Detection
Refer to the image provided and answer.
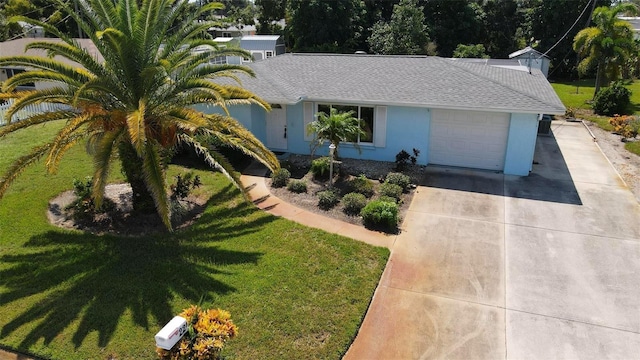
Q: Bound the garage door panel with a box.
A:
[429,109,509,171]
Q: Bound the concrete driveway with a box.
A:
[345,121,640,359]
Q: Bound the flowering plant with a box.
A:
[157,305,238,360]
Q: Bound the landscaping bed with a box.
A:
[268,154,426,232]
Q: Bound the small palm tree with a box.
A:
[307,108,365,159]
[573,3,639,96]
[0,0,279,231]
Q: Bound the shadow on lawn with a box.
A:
[0,184,273,350]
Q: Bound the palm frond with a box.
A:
[0,144,51,199]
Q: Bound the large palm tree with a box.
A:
[0,0,279,231]
[573,3,638,96]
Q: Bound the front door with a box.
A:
[266,105,287,150]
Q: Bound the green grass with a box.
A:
[551,78,640,112]
[552,78,640,156]
[0,121,389,359]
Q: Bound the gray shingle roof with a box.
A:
[235,53,565,114]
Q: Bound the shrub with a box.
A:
[379,182,403,201]
[378,195,398,204]
[395,148,420,170]
[609,114,640,140]
[342,192,367,215]
[156,305,237,360]
[346,174,375,198]
[287,179,308,193]
[385,172,411,191]
[593,82,631,116]
[395,150,411,171]
[271,168,290,188]
[67,176,115,223]
[310,157,332,179]
[317,189,340,210]
[360,200,399,230]
[170,172,201,201]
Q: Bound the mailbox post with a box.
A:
[328,143,336,186]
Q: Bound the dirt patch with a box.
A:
[268,155,424,231]
[582,121,640,203]
[47,183,208,236]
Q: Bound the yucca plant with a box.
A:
[0,0,279,231]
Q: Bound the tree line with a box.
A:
[0,0,629,79]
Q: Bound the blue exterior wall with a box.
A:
[280,103,430,164]
[381,106,430,165]
[504,113,539,175]
[209,103,538,176]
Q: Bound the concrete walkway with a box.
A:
[345,121,640,359]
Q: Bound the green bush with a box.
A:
[271,168,291,188]
[287,180,308,193]
[310,157,332,179]
[342,192,367,215]
[346,174,374,198]
[379,182,403,201]
[378,195,398,204]
[317,189,340,210]
[67,176,115,223]
[593,81,632,116]
[385,172,411,191]
[360,200,399,230]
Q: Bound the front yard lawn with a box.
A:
[0,121,389,359]
[552,79,640,156]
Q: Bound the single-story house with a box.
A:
[205,53,565,176]
[0,38,102,91]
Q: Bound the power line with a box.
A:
[542,0,594,57]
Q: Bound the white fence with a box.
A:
[0,99,69,126]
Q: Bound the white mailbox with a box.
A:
[155,316,188,350]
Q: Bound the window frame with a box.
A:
[316,103,375,145]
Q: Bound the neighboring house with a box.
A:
[206,53,565,176]
[240,35,285,62]
[0,38,102,91]
[509,46,550,78]
[0,38,100,124]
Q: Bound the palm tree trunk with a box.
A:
[594,63,604,98]
[118,142,156,213]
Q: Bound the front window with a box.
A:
[317,103,375,144]
[265,50,274,58]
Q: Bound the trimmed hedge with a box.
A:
[361,200,399,230]
[287,180,307,193]
[271,168,291,188]
[342,192,367,215]
[318,189,340,210]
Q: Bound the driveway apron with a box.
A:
[345,121,640,359]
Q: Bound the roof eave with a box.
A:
[285,97,565,115]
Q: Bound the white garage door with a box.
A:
[429,109,510,171]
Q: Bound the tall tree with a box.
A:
[256,0,286,34]
[286,0,366,52]
[0,0,279,231]
[367,0,430,55]
[481,0,524,58]
[574,3,638,95]
[523,0,611,78]
[422,0,484,57]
